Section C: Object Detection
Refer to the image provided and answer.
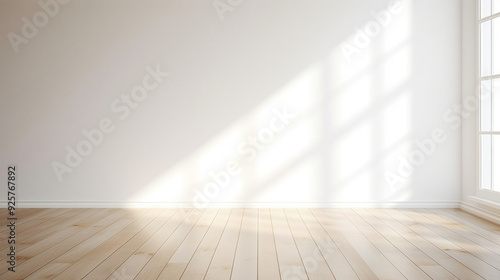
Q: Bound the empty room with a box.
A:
[1,0,500,279]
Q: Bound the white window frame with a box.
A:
[477,0,500,203]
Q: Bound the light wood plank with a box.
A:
[380,209,483,280]
[156,209,219,280]
[14,209,91,242]
[317,209,406,280]
[0,208,81,259]
[2,208,112,273]
[0,208,94,272]
[9,208,107,270]
[3,208,499,280]
[438,209,500,247]
[231,209,258,280]
[445,208,500,233]
[421,209,500,267]
[52,208,175,280]
[257,208,281,280]
[180,208,232,280]
[0,209,132,280]
[0,208,39,221]
[20,263,69,280]
[271,208,307,280]
[82,209,187,280]
[341,208,432,280]
[204,209,244,280]
[298,208,359,280]
[0,208,62,236]
[131,209,204,280]
[24,209,153,280]
[15,209,101,250]
[285,208,335,280]
[355,209,458,280]
[400,209,500,279]
[311,208,380,280]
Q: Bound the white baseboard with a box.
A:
[0,200,460,208]
[460,200,500,225]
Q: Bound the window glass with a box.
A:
[482,135,492,190]
[493,18,500,75]
[481,21,492,77]
[493,79,500,131]
[494,136,500,191]
[482,80,492,131]
[482,0,492,18]
[493,0,500,14]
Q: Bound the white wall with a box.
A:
[461,0,477,201]
[0,0,461,207]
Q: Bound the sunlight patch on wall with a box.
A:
[255,110,322,186]
[382,90,411,149]
[381,0,412,52]
[131,1,417,205]
[133,62,324,203]
[249,154,323,203]
[332,122,373,182]
[330,76,373,128]
[324,0,413,202]
[380,46,412,94]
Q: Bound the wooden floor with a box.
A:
[1,208,500,280]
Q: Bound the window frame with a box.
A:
[477,0,500,202]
